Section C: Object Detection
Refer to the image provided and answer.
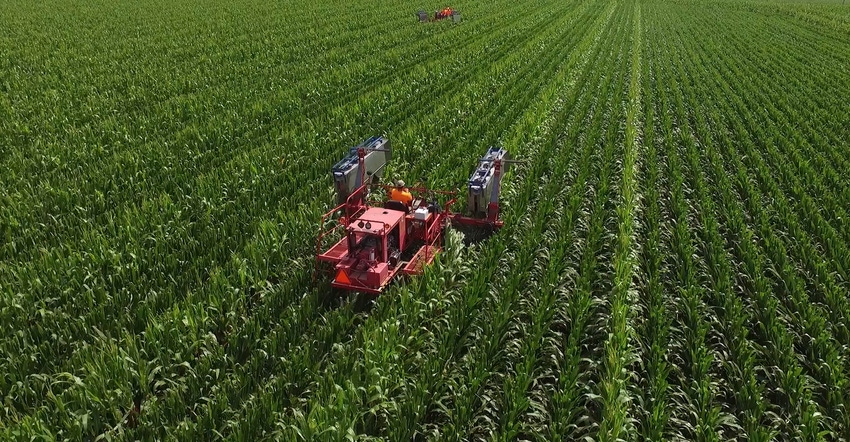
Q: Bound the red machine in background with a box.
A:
[417,7,461,22]
[434,7,456,20]
[315,136,516,294]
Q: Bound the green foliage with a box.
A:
[2,0,850,439]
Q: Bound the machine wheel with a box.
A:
[352,293,378,313]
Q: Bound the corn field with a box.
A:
[2,0,850,439]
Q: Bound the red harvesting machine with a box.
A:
[417,7,461,22]
[434,7,457,20]
[315,136,517,294]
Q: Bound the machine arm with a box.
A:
[465,147,523,224]
[331,136,392,204]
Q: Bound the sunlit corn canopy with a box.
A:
[2,0,850,439]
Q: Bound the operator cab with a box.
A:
[386,179,413,212]
[385,179,442,216]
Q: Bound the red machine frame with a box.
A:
[315,145,511,294]
[434,7,456,21]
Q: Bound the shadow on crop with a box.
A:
[316,283,378,315]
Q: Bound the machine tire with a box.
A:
[352,293,377,313]
[318,286,344,310]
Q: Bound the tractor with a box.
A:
[315,136,516,294]
[417,7,461,23]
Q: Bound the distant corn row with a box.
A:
[629,1,850,439]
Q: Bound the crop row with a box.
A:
[3,0,850,438]
[635,1,850,439]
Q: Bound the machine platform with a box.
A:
[317,237,348,263]
[403,245,441,275]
